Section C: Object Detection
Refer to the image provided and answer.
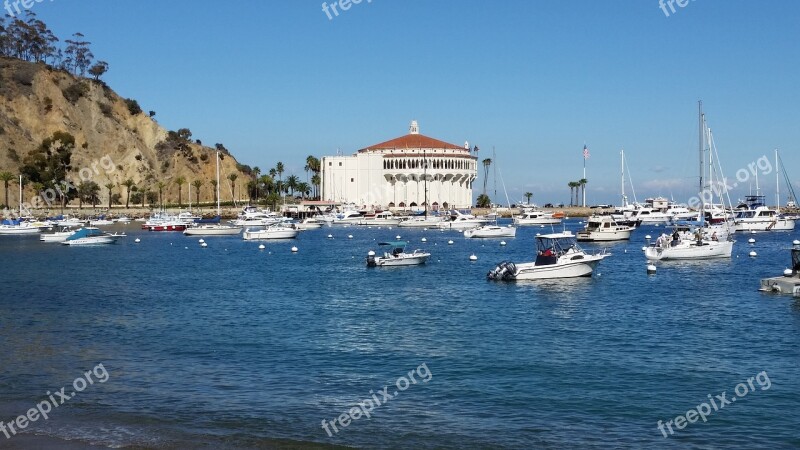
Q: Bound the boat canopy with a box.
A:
[378,241,407,247]
[65,227,103,240]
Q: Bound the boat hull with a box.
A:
[62,236,119,245]
[370,254,429,266]
[734,219,795,232]
[576,229,632,242]
[513,218,562,226]
[644,240,733,260]
[511,257,604,280]
[463,226,516,238]
[147,224,187,231]
[183,226,241,236]
[0,226,41,235]
[242,229,299,240]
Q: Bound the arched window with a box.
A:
[432,201,439,211]
[388,202,395,207]
[442,202,449,209]
[399,202,406,208]
[410,202,418,207]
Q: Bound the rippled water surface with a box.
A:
[1,220,799,448]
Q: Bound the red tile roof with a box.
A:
[360,133,465,152]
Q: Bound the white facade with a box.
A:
[321,122,478,210]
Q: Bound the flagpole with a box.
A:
[583,155,586,207]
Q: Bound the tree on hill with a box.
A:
[228,173,238,202]
[0,172,14,208]
[174,176,186,207]
[20,131,76,209]
[192,179,203,205]
[156,181,165,209]
[64,32,93,76]
[88,60,108,80]
[121,178,135,209]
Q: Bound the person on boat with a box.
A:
[542,248,553,257]
[671,231,680,247]
[711,232,718,241]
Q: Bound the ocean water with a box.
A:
[0,220,798,449]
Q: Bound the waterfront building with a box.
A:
[320,121,478,210]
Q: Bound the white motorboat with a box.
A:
[487,231,609,280]
[357,211,401,226]
[89,216,114,226]
[463,224,516,238]
[576,215,634,242]
[733,196,795,232]
[115,216,132,224]
[56,216,85,227]
[40,227,77,242]
[0,220,42,236]
[62,227,124,245]
[178,211,202,224]
[512,210,562,226]
[242,225,299,240]
[183,224,241,236]
[294,217,325,230]
[330,210,364,225]
[628,206,671,225]
[366,241,430,267]
[437,210,490,230]
[397,215,446,228]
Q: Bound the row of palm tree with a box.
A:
[567,179,588,207]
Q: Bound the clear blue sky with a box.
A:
[25,0,800,205]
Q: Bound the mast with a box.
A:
[776,149,780,212]
[699,101,705,225]
[19,174,22,217]
[216,151,221,216]
[493,146,497,204]
[620,149,626,207]
[423,147,427,218]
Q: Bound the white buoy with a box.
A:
[536,233,541,236]
[749,251,757,257]
[540,225,545,228]
[647,264,656,274]
[784,269,793,277]
[469,254,478,261]
[348,235,353,239]
[258,244,265,250]
[200,242,207,248]
[134,238,140,243]
[645,235,651,240]
[198,239,205,243]
[421,237,427,242]
[291,246,298,253]
[793,240,800,246]
[368,250,375,256]
[751,230,757,234]
[396,235,401,240]
[642,246,647,251]
[500,241,506,246]
[184,246,188,249]
[327,234,333,239]
[448,240,454,245]
[748,238,756,244]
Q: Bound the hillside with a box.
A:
[0,57,252,211]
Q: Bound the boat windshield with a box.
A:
[536,235,577,256]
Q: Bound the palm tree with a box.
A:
[121,178,135,209]
[311,173,321,199]
[252,166,261,201]
[0,172,14,208]
[156,181,165,209]
[579,178,587,207]
[259,174,273,196]
[140,188,148,208]
[276,162,284,185]
[568,181,579,206]
[174,176,186,208]
[88,182,100,209]
[297,182,310,200]
[286,175,299,197]
[104,182,115,209]
[210,179,218,203]
[228,173,238,202]
[192,179,203,205]
[524,192,533,204]
[482,158,492,196]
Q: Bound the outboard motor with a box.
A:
[792,247,800,276]
[366,250,377,267]
[487,261,516,281]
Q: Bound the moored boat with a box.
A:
[576,215,634,242]
[366,241,430,267]
[242,225,299,240]
[463,224,516,238]
[62,227,124,245]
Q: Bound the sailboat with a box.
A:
[645,101,734,261]
[0,176,42,235]
[183,152,241,236]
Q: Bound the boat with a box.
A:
[759,243,800,296]
[512,210,561,226]
[232,206,282,227]
[294,217,325,230]
[62,227,124,245]
[0,220,42,235]
[330,209,364,225]
[644,101,735,261]
[487,231,609,280]
[733,195,795,232]
[178,211,202,224]
[437,210,490,230]
[576,215,634,242]
[183,152,243,236]
[463,224,516,238]
[114,216,132,224]
[40,227,77,242]
[357,211,401,226]
[242,225,299,240]
[366,241,430,267]
[142,212,187,231]
[89,215,114,226]
[397,215,445,228]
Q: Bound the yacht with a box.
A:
[366,241,430,267]
[733,195,795,232]
[437,210,490,230]
[0,219,42,235]
[487,231,609,280]
[183,224,241,236]
[242,225,299,240]
[62,227,124,245]
[40,227,78,242]
[512,210,562,226]
[397,215,446,228]
[293,217,325,230]
[357,211,401,226]
[463,224,516,238]
[644,227,733,260]
[576,215,634,242]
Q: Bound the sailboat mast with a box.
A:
[423,147,427,218]
[620,149,626,207]
[216,151,221,216]
[18,174,22,217]
[699,101,705,222]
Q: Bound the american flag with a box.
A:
[583,145,590,159]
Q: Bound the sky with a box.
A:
[18,0,800,206]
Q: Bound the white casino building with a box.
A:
[320,121,478,210]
